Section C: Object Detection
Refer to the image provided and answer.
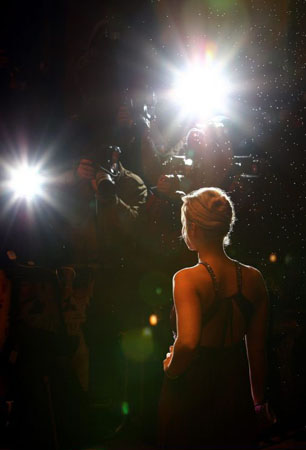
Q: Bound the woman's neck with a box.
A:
[197,241,228,264]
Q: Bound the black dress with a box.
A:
[158,261,257,449]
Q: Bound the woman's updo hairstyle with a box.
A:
[181,187,236,246]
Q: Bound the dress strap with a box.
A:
[199,262,220,327]
[200,261,240,346]
[199,261,219,296]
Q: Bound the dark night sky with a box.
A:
[0,0,305,287]
[0,1,306,437]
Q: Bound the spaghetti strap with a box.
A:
[199,262,219,296]
[199,260,253,337]
[199,261,244,345]
[200,261,242,295]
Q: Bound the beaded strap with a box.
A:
[199,261,219,295]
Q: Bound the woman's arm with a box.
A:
[164,269,202,378]
[245,269,269,405]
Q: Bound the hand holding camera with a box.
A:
[76,159,96,181]
[75,146,121,201]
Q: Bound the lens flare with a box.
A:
[149,314,158,326]
[7,164,44,200]
[121,328,154,362]
[269,253,277,263]
[171,62,230,119]
[185,158,193,166]
[121,401,129,416]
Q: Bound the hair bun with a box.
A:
[182,187,236,246]
[207,193,230,215]
[210,197,225,210]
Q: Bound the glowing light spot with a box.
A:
[121,328,154,362]
[6,250,17,260]
[156,287,162,295]
[142,327,152,337]
[171,62,231,119]
[149,314,158,326]
[269,253,277,263]
[7,164,44,200]
[185,158,193,166]
[121,401,129,416]
[285,254,293,265]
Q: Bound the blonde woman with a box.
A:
[159,187,269,449]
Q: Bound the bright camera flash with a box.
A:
[171,63,230,119]
[8,164,44,200]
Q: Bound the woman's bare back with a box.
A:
[180,259,262,347]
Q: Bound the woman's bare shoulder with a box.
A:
[173,264,199,280]
[239,262,264,281]
[238,262,268,300]
[173,264,212,289]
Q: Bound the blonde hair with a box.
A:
[181,187,236,246]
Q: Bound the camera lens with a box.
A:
[96,171,116,196]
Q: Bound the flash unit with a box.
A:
[7,164,44,200]
[171,62,230,120]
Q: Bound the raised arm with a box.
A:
[164,269,202,379]
[245,269,269,406]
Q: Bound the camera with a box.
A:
[83,145,121,197]
[162,155,192,177]
[95,170,116,196]
[160,155,193,193]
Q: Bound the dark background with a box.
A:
[0,0,306,447]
